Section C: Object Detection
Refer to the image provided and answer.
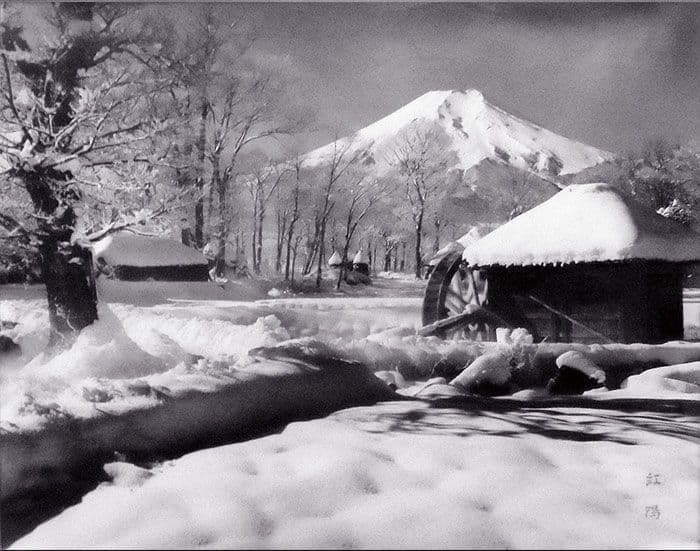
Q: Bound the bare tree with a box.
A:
[0,4,186,346]
[243,158,291,274]
[279,156,305,280]
[334,175,386,289]
[499,169,540,221]
[163,3,308,271]
[306,139,363,287]
[622,138,699,226]
[162,5,255,249]
[382,231,398,271]
[386,122,456,278]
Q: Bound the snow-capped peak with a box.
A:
[303,89,613,177]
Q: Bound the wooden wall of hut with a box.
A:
[483,260,685,344]
[111,264,210,282]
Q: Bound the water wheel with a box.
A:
[421,250,497,339]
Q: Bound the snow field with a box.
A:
[11,400,699,549]
[2,289,700,548]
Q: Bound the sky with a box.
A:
[14,2,699,157]
[221,1,699,156]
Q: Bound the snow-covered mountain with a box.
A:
[303,89,614,178]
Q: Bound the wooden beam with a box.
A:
[418,308,478,337]
[418,304,512,338]
[527,294,614,344]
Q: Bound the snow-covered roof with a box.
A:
[91,231,207,267]
[353,249,369,264]
[429,225,497,266]
[455,224,501,249]
[328,251,343,266]
[462,183,700,267]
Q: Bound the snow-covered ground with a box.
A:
[2,281,698,433]
[10,400,699,549]
[2,275,699,548]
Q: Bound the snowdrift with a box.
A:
[1,355,397,505]
[10,401,698,549]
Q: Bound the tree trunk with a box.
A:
[414,212,423,278]
[316,219,326,287]
[383,237,395,272]
[41,241,98,348]
[256,204,264,275]
[275,211,286,274]
[291,236,301,284]
[23,169,98,346]
[214,155,227,276]
[336,244,349,290]
[303,219,320,275]
[433,215,441,253]
[285,217,297,281]
[251,197,258,274]
[194,97,208,249]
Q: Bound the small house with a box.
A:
[352,249,370,276]
[462,183,700,344]
[327,250,343,269]
[91,231,210,281]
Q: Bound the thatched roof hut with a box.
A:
[327,251,343,268]
[91,231,209,281]
[462,183,700,344]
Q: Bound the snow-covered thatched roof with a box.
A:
[328,251,343,266]
[91,231,207,267]
[353,249,369,264]
[462,183,700,267]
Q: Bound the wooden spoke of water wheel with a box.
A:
[421,250,497,339]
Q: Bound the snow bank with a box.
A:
[24,304,167,380]
[1,356,397,504]
[12,401,698,549]
[0,296,423,433]
[0,298,49,368]
[3,292,699,436]
[95,278,267,306]
[588,361,700,398]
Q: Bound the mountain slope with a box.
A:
[303,89,613,179]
